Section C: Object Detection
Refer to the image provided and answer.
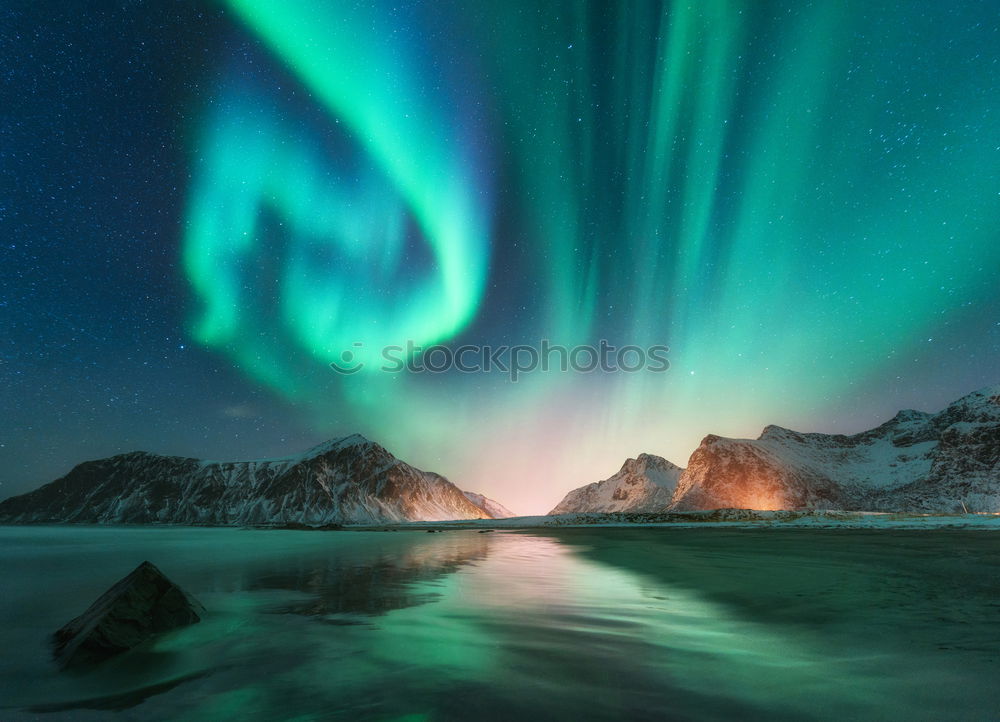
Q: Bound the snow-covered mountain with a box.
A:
[670,385,1000,512]
[0,435,495,525]
[549,454,684,515]
[462,491,516,519]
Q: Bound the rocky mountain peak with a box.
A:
[669,384,1000,513]
[549,452,684,515]
[0,436,497,525]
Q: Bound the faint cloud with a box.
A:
[221,404,258,419]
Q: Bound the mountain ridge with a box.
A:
[462,491,516,519]
[0,435,494,525]
[669,384,1000,512]
[3,385,997,521]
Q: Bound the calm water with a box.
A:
[2,526,999,721]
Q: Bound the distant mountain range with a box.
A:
[462,491,515,519]
[0,435,507,525]
[550,385,1000,515]
[2,385,998,524]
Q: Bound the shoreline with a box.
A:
[4,509,1000,531]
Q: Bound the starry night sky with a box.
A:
[2,1,999,514]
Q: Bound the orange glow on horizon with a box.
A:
[736,478,787,511]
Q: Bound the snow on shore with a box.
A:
[362,509,1000,531]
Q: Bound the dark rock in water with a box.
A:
[53,561,205,668]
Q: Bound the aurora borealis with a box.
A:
[3,0,999,513]
[186,0,492,390]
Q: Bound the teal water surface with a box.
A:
[2,526,999,721]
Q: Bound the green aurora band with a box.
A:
[183,0,999,512]
[184,0,491,392]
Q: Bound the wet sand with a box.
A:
[548,526,1000,708]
